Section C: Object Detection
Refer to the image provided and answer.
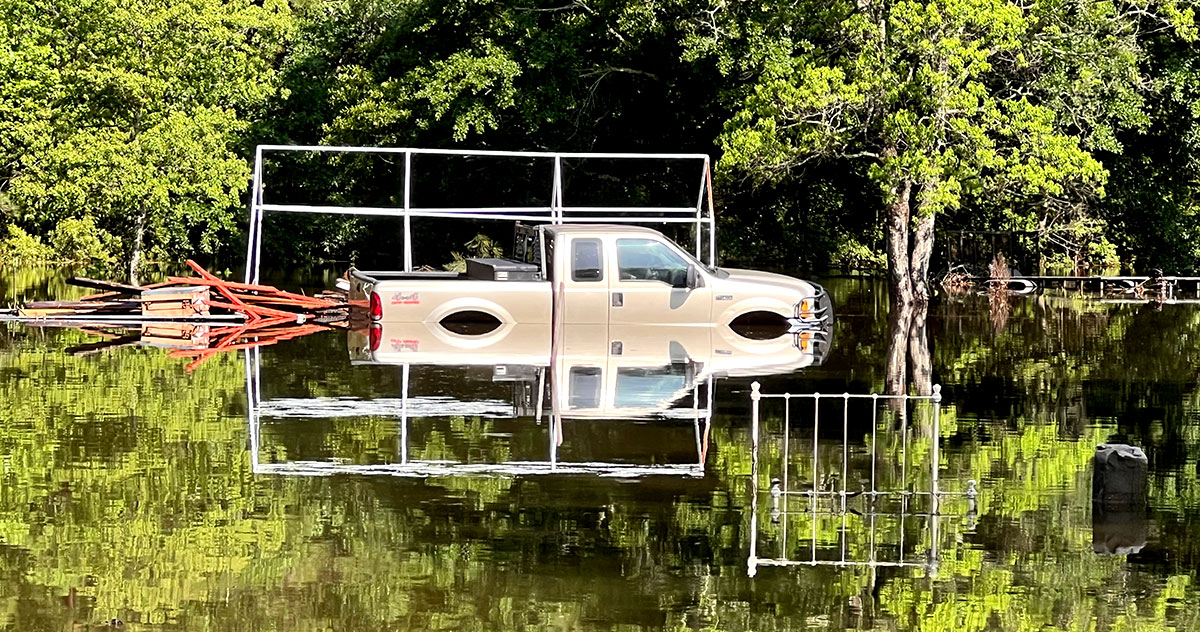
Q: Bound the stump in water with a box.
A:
[1092,443,1148,555]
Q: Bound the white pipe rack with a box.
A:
[244,145,716,284]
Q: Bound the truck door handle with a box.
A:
[611,292,623,307]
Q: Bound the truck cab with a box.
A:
[543,224,829,330]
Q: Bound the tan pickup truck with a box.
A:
[349,223,831,333]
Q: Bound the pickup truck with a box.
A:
[349,223,831,336]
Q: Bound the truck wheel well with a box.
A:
[729,311,790,340]
[439,310,503,335]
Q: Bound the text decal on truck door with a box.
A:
[390,339,420,352]
[391,292,420,305]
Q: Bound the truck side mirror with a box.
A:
[686,265,703,290]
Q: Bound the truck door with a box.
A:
[561,236,610,326]
[609,237,712,326]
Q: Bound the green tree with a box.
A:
[0,0,292,283]
[696,0,1194,302]
[1100,32,1200,272]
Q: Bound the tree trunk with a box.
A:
[129,204,146,286]
[909,210,936,304]
[886,179,914,304]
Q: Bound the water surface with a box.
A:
[1,269,1198,630]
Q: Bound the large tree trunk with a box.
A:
[129,204,146,286]
[886,179,914,304]
[909,210,936,304]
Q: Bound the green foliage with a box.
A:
[702,0,1119,218]
[442,233,504,272]
[0,225,52,264]
[0,0,293,277]
[2,218,130,269]
[5,0,1200,276]
[1096,31,1200,272]
[47,217,118,266]
[682,0,1200,273]
[249,0,731,267]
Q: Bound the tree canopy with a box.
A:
[1,0,290,282]
[1,0,1199,288]
[699,0,1194,300]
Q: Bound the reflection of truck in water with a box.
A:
[350,320,831,420]
[349,224,831,333]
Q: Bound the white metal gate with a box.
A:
[747,382,977,577]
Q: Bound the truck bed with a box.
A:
[356,270,465,280]
[355,258,540,283]
[351,262,551,325]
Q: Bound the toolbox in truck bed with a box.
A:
[466,258,541,281]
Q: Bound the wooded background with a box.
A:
[2,0,1198,295]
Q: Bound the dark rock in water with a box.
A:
[1092,443,1148,555]
[1092,443,1147,506]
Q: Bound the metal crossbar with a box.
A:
[244,146,716,283]
[747,382,976,577]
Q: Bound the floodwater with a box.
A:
[2,267,1199,631]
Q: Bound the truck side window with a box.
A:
[614,365,690,408]
[616,238,688,286]
[572,239,603,281]
[568,367,602,409]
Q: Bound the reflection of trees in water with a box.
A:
[988,289,1011,333]
[7,276,1200,630]
[885,300,911,398]
[885,301,932,398]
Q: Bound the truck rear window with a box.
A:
[568,367,602,409]
[572,239,603,281]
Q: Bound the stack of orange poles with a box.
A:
[165,260,341,322]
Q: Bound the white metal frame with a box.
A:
[746,383,977,577]
[244,145,716,284]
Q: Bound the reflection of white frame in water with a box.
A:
[746,382,977,577]
[244,347,714,478]
[244,146,716,284]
